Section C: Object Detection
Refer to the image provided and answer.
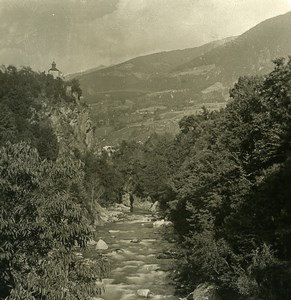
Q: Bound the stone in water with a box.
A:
[96,239,108,250]
[137,289,151,297]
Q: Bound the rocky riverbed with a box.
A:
[87,208,178,300]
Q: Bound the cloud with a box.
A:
[0,0,290,73]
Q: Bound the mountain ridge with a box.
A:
[75,36,235,95]
[175,11,291,78]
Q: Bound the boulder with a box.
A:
[153,219,173,228]
[95,239,108,250]
[150,201,160,213]
[192,283,221,300]
[137,289,151,297]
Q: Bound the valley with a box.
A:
[72,11,291,147]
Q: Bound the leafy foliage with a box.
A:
[166,58,291,299]
[0,65,81,160]
[0,142,108,299]
[83,151,123,207]
[0,66,108,299]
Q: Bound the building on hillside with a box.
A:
[102,145,116,157]
[48,61,64,79]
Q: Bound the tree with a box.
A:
[0,65,63,160]
[84,152,123,207]
[0,142,108,299]
[168,58,291,299]
[0,103,17,145]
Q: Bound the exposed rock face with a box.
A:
[44,102,94,155]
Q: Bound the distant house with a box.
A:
[102,146,116,157]
[48,61,64,79]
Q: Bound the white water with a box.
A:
[89,209,178,300]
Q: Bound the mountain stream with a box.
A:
[88,209,179,300]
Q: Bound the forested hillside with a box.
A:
[0,66,110,299]
[109,57,291,299]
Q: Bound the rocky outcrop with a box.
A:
[42,100,95,156]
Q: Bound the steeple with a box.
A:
[48,61,63,79]
[49,61,58,71]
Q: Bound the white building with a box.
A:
[48,61,64,79]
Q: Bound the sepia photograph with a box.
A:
[0,0,291,299]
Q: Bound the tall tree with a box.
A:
[0,142,108,299]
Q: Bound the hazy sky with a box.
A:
[0,0,290,74]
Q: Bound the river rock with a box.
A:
[153,219,173,228]
[112,248,124,254]
[137,289,151,297]
[192,283,221,300]
[150,201,160,212]
[96,239,108,250]
[130,238,140,243]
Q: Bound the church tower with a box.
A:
[48,61,63,79]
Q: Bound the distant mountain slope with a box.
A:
[76,37,234,96]
[65,65,107,81]
[77,11,291,98]
[74,11,291,146]
[176,11,291,82]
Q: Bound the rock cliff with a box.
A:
[41,100,95,156]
